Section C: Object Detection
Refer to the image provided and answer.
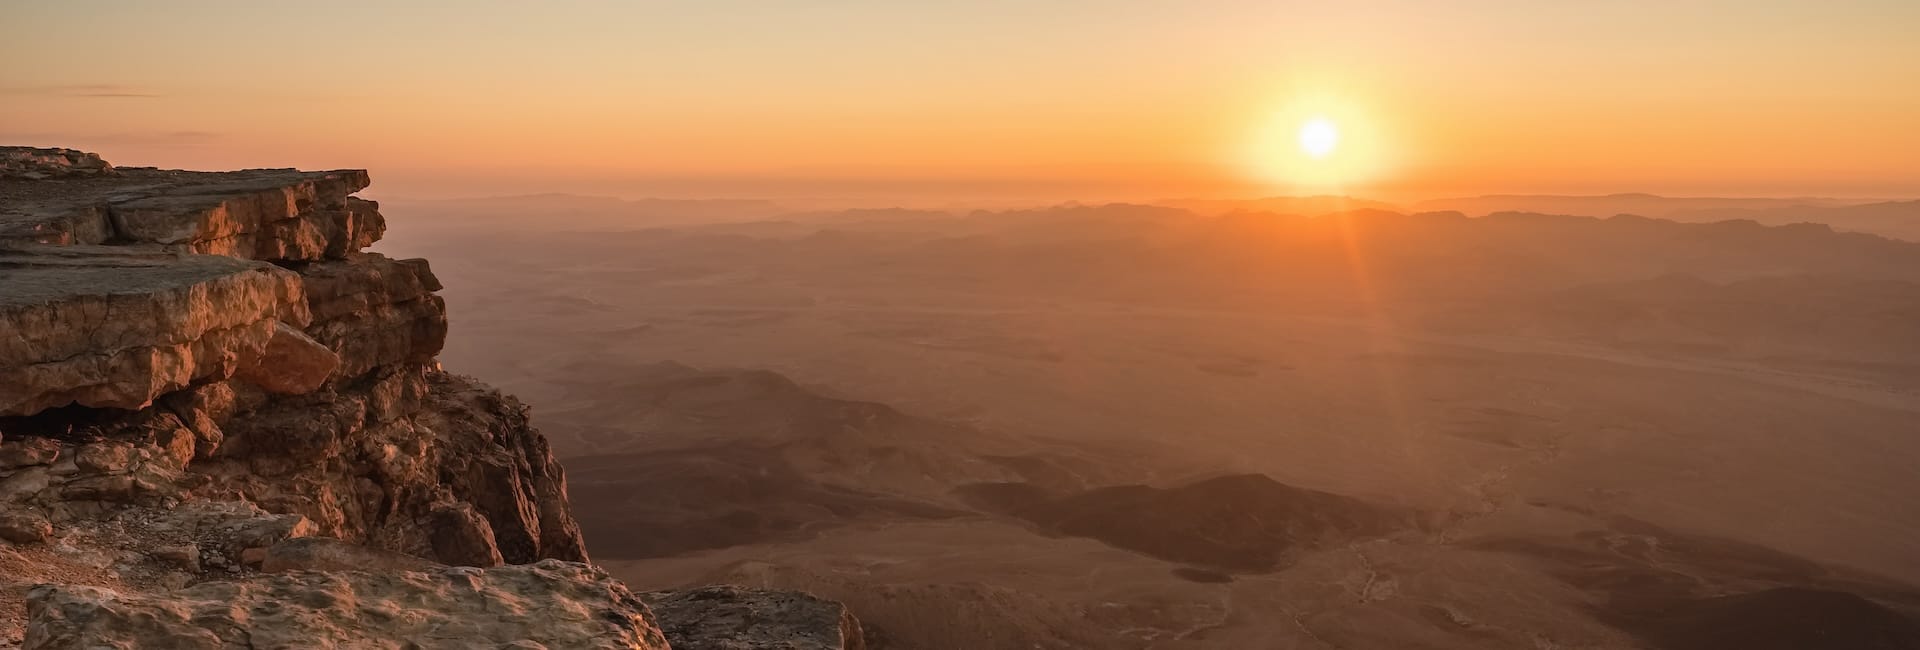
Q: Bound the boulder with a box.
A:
[235,322,341,394]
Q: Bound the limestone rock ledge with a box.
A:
[0,148,861,648]
[0,247,307,416]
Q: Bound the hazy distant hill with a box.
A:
[1157,195,1402,216]
[1413,193,1855,219]
[1413,194,1920,241]
[387,198,1920,368]
[1670,200,1920,242]
[742,206,1920,304]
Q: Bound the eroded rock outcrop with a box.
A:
[0,149,861,648]
[0,152,567,568]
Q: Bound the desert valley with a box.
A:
[377,195,1920,649]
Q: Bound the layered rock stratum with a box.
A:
[0,147,859,648]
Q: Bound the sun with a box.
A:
[1299,118,1339,159]
[1241,95,1391,189]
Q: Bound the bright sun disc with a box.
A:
[1242,96,1390,188]
[1299,118,1339,159]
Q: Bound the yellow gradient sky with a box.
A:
[4,1,1918,201]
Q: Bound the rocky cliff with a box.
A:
[0,147,862,649]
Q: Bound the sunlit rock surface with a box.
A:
[23,560,668,650]
[0,247,307,416]
[0,152,377,255]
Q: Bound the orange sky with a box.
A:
[4,1,1918,202]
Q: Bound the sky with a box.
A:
[4,1,1919,202]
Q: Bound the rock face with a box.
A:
[0,149,861,648]
[24,560,669,650]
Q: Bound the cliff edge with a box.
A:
[0,147,862,649]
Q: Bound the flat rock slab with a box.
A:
[0,247,307,416]
[0,167,377,260]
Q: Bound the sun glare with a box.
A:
[1242,94,1394,191]
[1299,118,1339,159]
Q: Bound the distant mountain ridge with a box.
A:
[1415,193,1857,215]
[1156,195,1403,217]
[1415,194,1920,241]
